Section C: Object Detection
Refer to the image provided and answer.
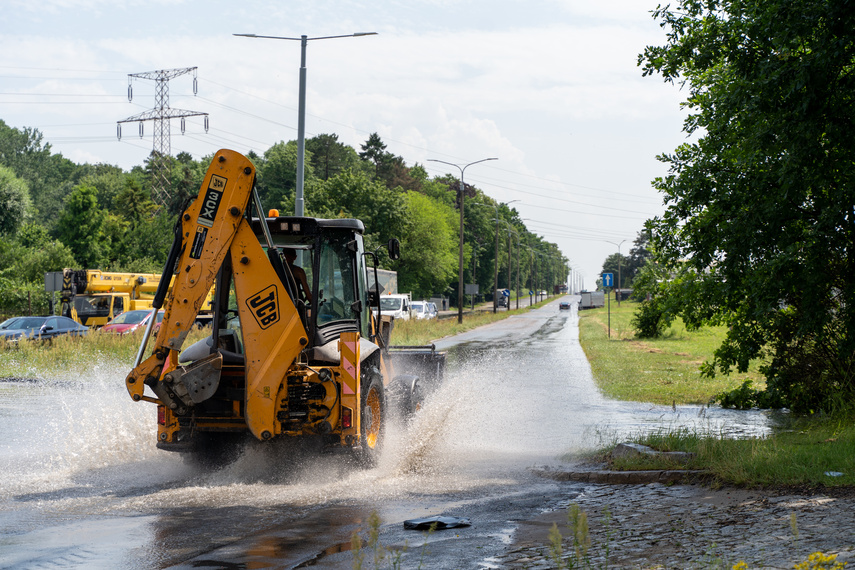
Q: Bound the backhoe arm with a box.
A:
[125,150,256,407]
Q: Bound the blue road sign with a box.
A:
[602,273,614,287]
[502,289,510,297]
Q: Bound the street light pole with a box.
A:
[234,32,377,216]
[605,239,627,306]
[515,233,521,309]
[506,225,512,311]
[472,199,518,313]
[428,157,497,324]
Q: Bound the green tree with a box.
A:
[0,120,77,222]
[306,133,361,181]
[397,191,458,298]
[0,165,31,235]
[639,0,855,411]
[308,169,408,253]
[55,184,105,267]
[116,176,156,229]
[258,140,313,212]
[73,163,127,212]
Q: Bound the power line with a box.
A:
[200,77,662,204]
[117,67,209,205]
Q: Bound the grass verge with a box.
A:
[388,299,553,346]
[578,299,764,405]
[581,298,855,490]
[601,421,855,489]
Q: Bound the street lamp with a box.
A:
[503,224,520,310]
[427,157,498,324]
[472,199,519,313]
[604,239,628,306]
[234,32,378,216]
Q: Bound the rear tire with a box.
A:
[356,369,385,467]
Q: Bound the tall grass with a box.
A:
[0,327,210,379]
[609,419,855,488]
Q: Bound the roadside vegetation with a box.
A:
[0,121,567,320]
[0,326,210,379]
[580,297,855,489]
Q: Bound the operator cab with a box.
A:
[205,216,372,365]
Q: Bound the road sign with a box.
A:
[602,273,614,288]
[44,271,64,292]
[502,289,510,297]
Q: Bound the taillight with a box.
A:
[157,405,166,425]
[342,406,352,429]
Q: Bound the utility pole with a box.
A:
[117,67,209,206]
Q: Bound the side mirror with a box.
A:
[387,238,401,260]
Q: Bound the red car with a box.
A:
[101,309,164,335]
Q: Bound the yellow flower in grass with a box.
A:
[793,551,847,570]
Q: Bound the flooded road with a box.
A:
[0,298,775,569]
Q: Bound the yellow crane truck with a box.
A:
[60,269,163,327]
[125,149,444,464]
[60,270,216,328]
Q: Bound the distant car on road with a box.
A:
[559,301,571,310]
[0,316,88,342]
[101,309,164,335]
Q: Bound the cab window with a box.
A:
[316,236,357,325]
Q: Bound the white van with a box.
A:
[375,293,413,320]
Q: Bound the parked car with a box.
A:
[0,316,88,342]
[101,309,164,335]
[374,294,413,321]
[411,301,438,320]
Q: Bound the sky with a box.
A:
[1,0,688,291]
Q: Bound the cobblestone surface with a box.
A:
[497,480,855,569]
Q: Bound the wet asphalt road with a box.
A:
[0,296,772,569]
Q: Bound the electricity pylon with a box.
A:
[117,67,209,206]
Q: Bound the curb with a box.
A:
[531,467,708,485]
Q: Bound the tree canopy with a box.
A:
[639,0,855,411]
[0,124,567,317]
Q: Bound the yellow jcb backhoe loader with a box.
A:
[125,149,444,464]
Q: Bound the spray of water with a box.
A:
[1,360,184,501]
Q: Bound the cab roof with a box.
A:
[252,216,364,237]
